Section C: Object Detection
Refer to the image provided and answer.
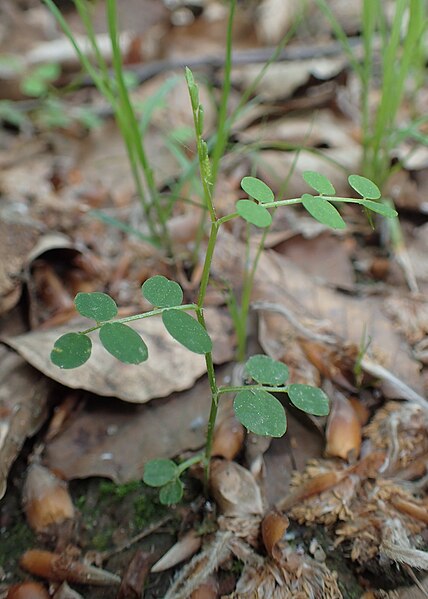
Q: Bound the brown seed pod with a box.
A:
[211,414,245,461]
[261,510,289,558]
[391,497,428,524]
[325,394,362,461]
[20,550,120,586]
[23,464,74,533]
[6,582,50,599]
[151,531,202,573]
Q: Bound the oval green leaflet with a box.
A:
[99,322,148,364]
[142,275,183,308]
[301,193,346,230]
[358,198,397,218]
[241,176,274,203]
[302,171,336,196]
[51,332,92,369]
[348,175,381,200]
[143,459,178,487]
[287,384,329,416]
[234,389,287,437]
[162,309,212,354]
[159,479,184,505]
[245,354,289,386]
[236,199,272,228]
[74,292,118,322]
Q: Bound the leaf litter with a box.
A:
[0,0,427,597]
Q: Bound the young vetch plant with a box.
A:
[50,72,397,505]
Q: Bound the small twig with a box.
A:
[80,37,362,88]
[99,515,173,561]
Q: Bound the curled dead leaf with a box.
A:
[261,510,289,558]
[276,468,348,512]
[210,459,264,517]
[325,393,362,461]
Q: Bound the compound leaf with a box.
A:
[241,177,274,203]
[288,384,329,416]
[159,479,184,505]
[303,171,336,195]
[245,354,289,386]
[51,333,92,369]
[142,275,183,308]
[236,200,272,228]
[301,193,346,230]
[348,175,381,199]
[162,309,212,354]
[143,459,178,487]
[75,292,118,322]
[234,389,287,437]
[99,322,148,364]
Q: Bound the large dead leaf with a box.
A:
[0,346,49,499]
[44,366,233,482]
[212,231,426,396]
[3,308,233,403]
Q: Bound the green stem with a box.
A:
[211,0,236,186]
[236,227,268,362]
[195,223,220,488]
[218,385,289,395]
[197,223,219,308]
[177,453,205,476]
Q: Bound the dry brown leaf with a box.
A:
[44,366,233,483]
[210,459,264,517]
[213,230,426,397]
[274,232,356,290]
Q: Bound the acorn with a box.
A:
[20,550,120,586]
[22,464,74,533]
[6,582,50,599]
